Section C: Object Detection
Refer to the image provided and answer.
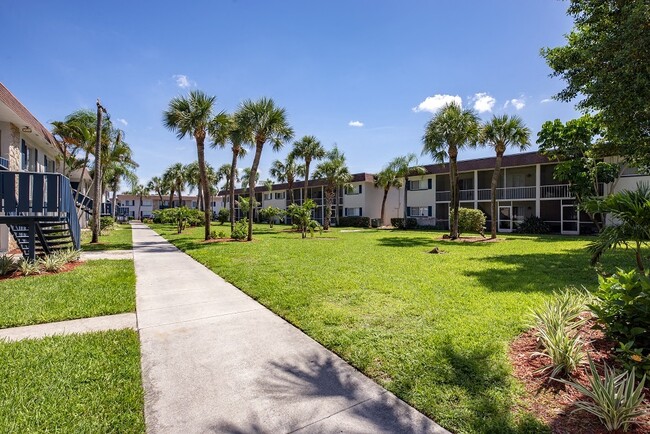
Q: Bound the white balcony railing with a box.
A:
[540,184,571,199]
[476,186,536,200]
[435,191,451,201]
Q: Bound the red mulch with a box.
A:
[0,260,85,280]
[509,316,650,433]
[439,235,504,243]
[201,238,242,244]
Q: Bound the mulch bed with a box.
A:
[201,238,243,244]
[438,235,504,243]
[509,317,650,433]
[0,260,85,281]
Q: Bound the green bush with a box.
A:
[38,253,67,273]
[17,258,41,276]
[589,269,650,374]
[391,218,418,229]
[449,208,486,236]
[0,254,16,276]
[185,208,204,227]
[515,216,551,234]
[217,208,230,225]
[90,216,115,232]
[231,219,248,240]
[338,216,370,228]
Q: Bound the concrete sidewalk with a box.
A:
[132,222,447,434]
[0,313,136,342]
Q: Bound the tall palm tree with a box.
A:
[234,98,294,241]
[389,154,426,225]
[313,146,352,230]
[289,135,325,202]
[423,103,480,239]
[480,115,531,238]
[269,155,302,204]
[130,183,149,220]
[374,165,403,227]
[240,167,260,189]
[211,115,248,231]
[164,163,187,207]
[147,176,167,208]
[105,164,137,218]
[216,163,238,209]
[185,161,217,211]
[163,90,228,241]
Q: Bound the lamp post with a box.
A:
[91,99,107,243]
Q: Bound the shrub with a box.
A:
[142,217,153,224]
[589,269,650,374]
[185,208,205,227]
[370,218,382,228]
[534,326,586,378]
[231,219,248,240]
[338,216,370,228]
[449,208,486,236]
[218,230,227,239]
[217,208,230,225]
[287,200,317,238]
[0,254,16,276]
[308,220,322,237]
[39,252,67,273]
[17,258,41,276]
[556,358,647,432]
[153,207,202,233]
[260,206,284,228]
[90,216,115,232]
[391,218,418,229]
[60,248,81,262]
[515,216,551,234]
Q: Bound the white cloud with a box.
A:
[117,118,128,126]
[471,92,496,113]
[540,98,553,104]
[348,120,364,127]
[412,94,462,113]
[504,98,526,110]
[173,74,194,89]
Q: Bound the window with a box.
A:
[408,179,432,190]
[458,178,473,190]
[344,207,362,217]
[274,192,285,200]
[408,206,431,217]
[263,193,272,200]
[345,185,362,195]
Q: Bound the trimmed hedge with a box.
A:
[391,218,418,229]
[338,216,370,227]
[514,216,551,234]
[450,208,486,235]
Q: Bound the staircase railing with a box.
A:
[0,171,80,250]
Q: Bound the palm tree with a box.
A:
[313,146,352,230]
[289,135,325,202]
[234,98,294,241]
[130,183,149,220]
[269,155,302,204]
[105,164,137,218]
[147,176,167,208]
[216,163,238,209]
[240,167,260,189]
[163,90,228,241]
[211,115,248,231]
[185,161,217,211]
[423,102,480,239]
[164,163,187,207]
[374,165,403,227]
[389,154,426,225]
[480,115,531,238]
[584,182,650,272]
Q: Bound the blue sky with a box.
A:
[2,1,578,188]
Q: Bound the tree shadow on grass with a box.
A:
[377,236,435,248]
[209,351,441,433]
[81,242,133,252]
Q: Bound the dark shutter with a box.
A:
[358,185,362,194]
[406,207,411,217]
[344,208,348,217]
[428,179,432,189]
[34,149,39,171]
[428,206,433,217]
[406,181,410,191]
[359,207,362,216]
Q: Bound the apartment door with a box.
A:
[561,204,579,235]
[498,205,512,232]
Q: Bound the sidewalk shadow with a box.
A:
[209,352,439,433]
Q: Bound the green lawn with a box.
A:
[81,223,133,251]
[0,329,145,433]
[0,259,136,328]
[152,223,640,434]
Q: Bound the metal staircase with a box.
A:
[1,171,82,260]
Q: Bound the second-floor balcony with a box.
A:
[0,156,9,170]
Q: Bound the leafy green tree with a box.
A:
[235,98,294,241]
[388,154,425,226]
[423,103,480,239]
[541,0,650,169]
[374,165,403,227]
[211,115,247,231]
[270,155,303,204]
[480,114,531,238]
[584,183,650,272]
[287,199,317,238]
[289,135,325,201]
[538,115,620,230]
[163,90,229,240]
[260,206,284,228]
[313,146,352,230]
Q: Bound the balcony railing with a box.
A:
[477,186,537,200]
[435,190,475,201]
[436,191,451,201]
[0,157,8,170]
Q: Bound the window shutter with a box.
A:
[428,179,432,189]
[406,207,411,217]
[344,208,348,217]
[406,181,410,191]
[428,206,433,217]
[358,185,362,194]
[359,207,362,216]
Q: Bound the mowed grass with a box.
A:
[81,223,133,251]
[152,223,639,434]
[0,329,145,433]
[0,259,136,328]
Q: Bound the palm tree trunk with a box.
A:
[230,148,238,232]
[248,145,263,241]
[112,190,117,219]
[403,176,409,223]
[303,160,310,203]
[381,188,389,226]
[450,156,460,239]
[490,152,504,239]
[197,184,203,211]
[323,187,334,230]
[177,182,183,208]
[196,137,212,241]
[169,188,174,208]
[288,180,294,204]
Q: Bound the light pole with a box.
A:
[91,99,107,243]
